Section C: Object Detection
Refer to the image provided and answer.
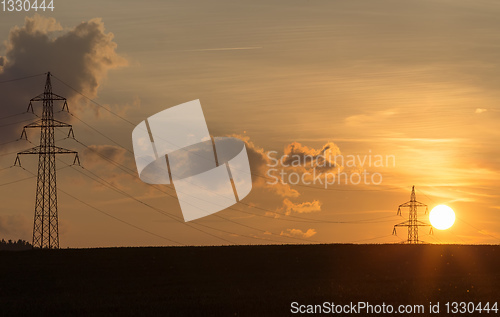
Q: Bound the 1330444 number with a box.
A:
[2,0,54,12]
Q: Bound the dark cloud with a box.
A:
[0,15,126,147]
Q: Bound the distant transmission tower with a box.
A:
[392,186,432,244]
[15,72,80,249]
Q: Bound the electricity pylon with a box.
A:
[392,186,432,244]
[15,72,80,249]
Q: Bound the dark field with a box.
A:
[0,244,499,316]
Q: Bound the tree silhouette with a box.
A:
[0,238,32,250]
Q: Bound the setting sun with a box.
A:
[429,205,456,230]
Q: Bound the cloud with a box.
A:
[475,108,487,114]
[231,134,299,198]
[266,198,321,218]
[0,15,126,146]
[1,15,127,98]
[232,134,345,196]
[230,135,333,221]
[280,228,317,238]
[282,141,341,173]
[281,198,321,216]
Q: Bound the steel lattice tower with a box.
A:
[392,186,432,244]
[15,72,79,249]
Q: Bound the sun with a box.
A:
[429,205,456,230]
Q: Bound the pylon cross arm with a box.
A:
[15,146,81,167]
[30,92,66,102]
[22,120,43,129]
[394,221,411,227]
[23,119,72,129]
[21,120,75,141]
[17,145,78,155]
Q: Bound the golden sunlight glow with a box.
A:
[429,205,456,230]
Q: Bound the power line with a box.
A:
[67,162,308,244]
[352,234,400,243]
[55,144,318,244]
[60,189,185,246]
[0,116,40,129]
[0,175,35,187]
[0,73,46,85]
[65,163,237,245]
[51,74,136,125]
[423,232,444,244]
[66,112,134,155]
[455,217,500,242]
[0,139,24,148]
[0,165,71,188]
[0,148,31,159]
[0,111,32,122]
[0,165,15,173]
[67,155,402,245]
[74,138,401,229]
[63,190,187,245]
[69,136,402,226]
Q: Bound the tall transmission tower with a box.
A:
[392,186,432,244]
[14,72,80,249]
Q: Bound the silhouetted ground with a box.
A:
[0,244,498,316]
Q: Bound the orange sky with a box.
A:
[0,0,499,247]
